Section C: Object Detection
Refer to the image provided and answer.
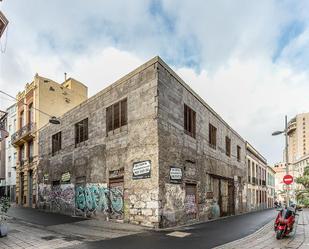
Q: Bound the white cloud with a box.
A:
[176,57,309,164]
[1,0,309,164]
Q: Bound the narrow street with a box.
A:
[62,208,277,249]
[1,206,309,248]
[0,206,290,249]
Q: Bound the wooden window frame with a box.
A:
[52,132,62,156]
[225,136,231,156]
[28,103,33,124]
[75,118,88,146]
[106,98,128,133]
[209,123,217,149]
[28,139,34,162]
[237,145,241,162]
[184,104,196,138]
[19,110,24,128]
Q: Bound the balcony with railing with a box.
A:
[17,156,37,169]
[11,122,36,146]
[287,117,296,135]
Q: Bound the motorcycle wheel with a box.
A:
[276,230,284,240]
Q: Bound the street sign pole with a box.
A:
[285,115,289,206]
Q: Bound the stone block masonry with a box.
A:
[38,59,160,227]
[38,56,251,228]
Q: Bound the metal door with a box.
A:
[20,173,24,205]
[185,183,197,220]
[227,180,235,215]
[109,177,124,220]
[28,170,33,207]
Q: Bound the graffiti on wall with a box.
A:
[38,183,124,218]
[185,194,197,214]
[38,184,75,213]
[75,184,124,217]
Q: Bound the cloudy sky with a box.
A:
[1,0,309,164]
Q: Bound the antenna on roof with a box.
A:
[64,72,67,82]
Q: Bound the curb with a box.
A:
[154,208,275,232]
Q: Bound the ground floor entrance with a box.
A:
[211,175,235,217]
[108,176,124,220]
[185,183,197,220]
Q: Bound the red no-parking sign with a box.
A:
[283,174,293,185]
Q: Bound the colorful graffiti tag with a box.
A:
[75,184,124,217]
[38,183,124,218]
[38,184,75,214]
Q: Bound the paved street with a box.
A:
[60,208,276,249]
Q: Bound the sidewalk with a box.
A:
[0,206,146,248]
[215,208,309,249]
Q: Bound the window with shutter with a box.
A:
[75,118,88,146]
[209,123,217,149]
[225,136,231,156]
[106,106,113,132]
[106,98,128,133]
[114,102,120,129]
[121,99,127,126]
[184,104,196,138]
[52,132,61,156]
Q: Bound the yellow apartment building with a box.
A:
[12,73,87,207]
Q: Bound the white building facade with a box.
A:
[246,142,268,211]
[267,166,275,208]
[5,104,17,201]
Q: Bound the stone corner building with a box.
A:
[38,56,247,228]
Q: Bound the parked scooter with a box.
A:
[274,204,302,240]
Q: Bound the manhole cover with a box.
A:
[41,235,57,241]
[167,231,191,238]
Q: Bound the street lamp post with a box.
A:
[272,115,289,206]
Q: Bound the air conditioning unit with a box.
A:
[0,11,9,39]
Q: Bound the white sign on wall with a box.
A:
[170,166,182,184]
[132,160,151,179]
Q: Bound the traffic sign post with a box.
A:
[283,174,293,185]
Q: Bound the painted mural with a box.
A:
[38,183,124,218]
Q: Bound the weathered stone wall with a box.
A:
[38,59,160,227]
[156,61,247,227]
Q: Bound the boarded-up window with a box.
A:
[106,98,128,133]
[52,132,61,156]
[184,104,196,138]
[225,136,231,156]
[237,145,241,162]
[75,118,88,146]
[209,123,217,149]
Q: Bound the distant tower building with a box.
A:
[287,113,309,163]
